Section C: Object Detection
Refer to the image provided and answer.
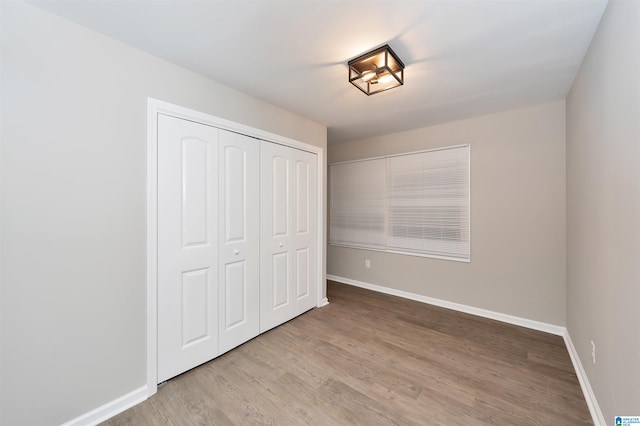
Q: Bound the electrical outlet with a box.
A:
[365,259,371,268]
[591,340,596,364]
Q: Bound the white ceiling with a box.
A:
[32,0,608,144]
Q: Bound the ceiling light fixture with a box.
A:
[348,44,405,96]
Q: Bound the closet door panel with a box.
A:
[157,115,219,382]
[295,248,310,299]
[270,154,291,314]
[218,130,260,354]
[261,142,318,331]
[272,251,290,308]
[272,155,290,238]
[292,150,317,316]
[260,143,295,332]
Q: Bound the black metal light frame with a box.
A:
[348,44,405,96]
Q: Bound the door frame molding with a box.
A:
[146,98,326,396]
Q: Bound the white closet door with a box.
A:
[157,115,219,382]
[260,142,317,332]
[291,148,317,317]
[218,130,260,353]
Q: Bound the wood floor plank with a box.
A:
[102,281,592,425]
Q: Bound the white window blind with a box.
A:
[329,145,470,262]
[329,158,386,249]
[387,146,470,260]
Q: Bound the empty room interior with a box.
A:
[1,0,639,425]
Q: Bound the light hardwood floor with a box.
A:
[103,281,592,425]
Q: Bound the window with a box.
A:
[329,145,470,262]
[329,158,386,249]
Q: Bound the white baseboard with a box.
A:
[563,332,606,426]
[327,274,565,335]
[60,385,148,426]
[317,297,330,307]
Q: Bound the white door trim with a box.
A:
[146,98,325,396]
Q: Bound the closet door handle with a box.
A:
[279,242,284,248]
[234,249,239,255]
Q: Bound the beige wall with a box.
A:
[566,0,640,421]
[0,2,326,425]
[328,101,566,326]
